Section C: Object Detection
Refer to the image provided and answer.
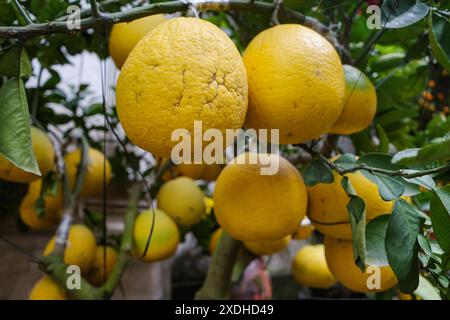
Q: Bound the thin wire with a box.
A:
[0,235,40,263]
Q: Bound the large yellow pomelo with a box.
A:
[0,126,54,183]
[292,244,336,289]
[116,17,248,158]
[43,224,97,274]
[214,153,307,242]
[29,276,67,300]
[133,209,180,263]
[157,176,205,227]
[330,65,377,134]
[64,148,112,198]
[243,24,345,144]
[109,14,167,69]
[87,245,118,286]
[292,222,315,240]
[307,171,393,239]
[324,237,398,293]
[244,235,291,256]
[159,158,223,182]
[19,179,63,230]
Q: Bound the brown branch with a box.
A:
[195,231,242,300]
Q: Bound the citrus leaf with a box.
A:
[381,0,429,29]
[392,148,420,164]
[403,171,436,190]
[341,177,366,272]
[429,12,450,72]
[372,173,406,201]
[386,199,425,293]
[376,124,390,153]
[302,159,333,186]
[333,153,357,170]
[414,275,442,300]
[430,186,450,254]
[0,46,32,78]
[0,79,40,175]
[366,215,390,266]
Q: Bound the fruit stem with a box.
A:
[195,231,242,300]
[101,184,141,298]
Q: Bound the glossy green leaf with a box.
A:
[386,199,425,293]
[430,186,450,253]
[381,0,429,29]
[429,12,450,72]
[0,46,32,78]
[302,159,334,186]
[376,124,390,153]
[341,177,366,272]
[366,215,390,266]
[372,173,406,201]
[0,79,40,175]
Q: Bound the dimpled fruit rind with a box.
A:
[116,17,248,158]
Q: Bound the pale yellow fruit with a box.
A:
[133,209,180,263]
[307,171,393,239]
[44,224,97,274]
[87,246,118,286]
[116,17,248,158]
[292,244,336,289]
[0,126,54,183]
[214,153,307,242]
[330,65,377,134]
[244,235,291,256]
[19,179,63,230]
[29,276,67,300]
[243,24,345,144]
[157,177,205,227]
[324,237,398,293]
[208,228,223,254]
[109,14,167,69]
[64,148,112,198]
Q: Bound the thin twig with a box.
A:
[89,0,101,18]
[11,0,34,25]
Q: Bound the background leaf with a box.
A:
[366,215,390,266]
[429,12,450,72]
[302,159,334,186]
[430,186,450,254]
[0,46,32,78]
[381,0,429,29]
[386,199,425,293]
[0,79,39,175]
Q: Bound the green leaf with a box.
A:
[84,103,103,117]
[0,46,32,78]
[414,275,441,300]
[333,153,357,170]
[381,0,429,29]
[341,177,366,272]
[417,139,450,163]
[366,215,390,266]
[371,53,405,72]
[0,79,40,175]
[403,171,436,190]
[392,148,420,164]
[430,186,450,253]
[376,124,390,153]
[386,199,425,293]
[372,173,406,201]
[301,159,334,186]
[429,12,450,72]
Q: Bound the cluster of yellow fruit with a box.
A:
[29,225,118,299]
[111,16,377,159]
[306,163,399,293]
[109,14,387,295]
[0,126,112,230]
[133,176,206,262]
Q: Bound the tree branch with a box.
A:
[89,0,101,18]
[195,231,242,300]
[102,184,141,298]
[11,0,34,25]
[0,0,337,53]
